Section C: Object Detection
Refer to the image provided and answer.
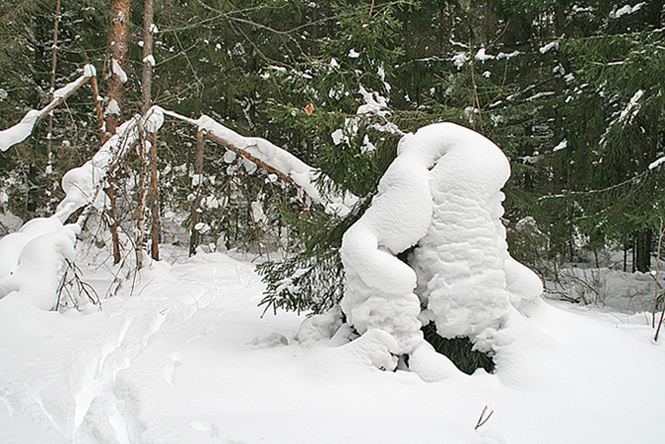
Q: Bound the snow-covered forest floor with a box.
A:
[2,240,665,444]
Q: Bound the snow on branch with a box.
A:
[157,107,359,216]
[0,65,97,152]
[54,115,143,224]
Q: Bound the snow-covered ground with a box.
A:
[2,244,665,444]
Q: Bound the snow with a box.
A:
[185,111,359,216]
[104,99,121,117]
[553,139,567,152]
[55,116,145,223]
[1,247,665,443]
[610,2,645,18]
[0,110,40,152]
[348,48,360,58]
[143,54,156,66]
[111,58,128,83]
[3,98,665,443]
[475,48,494,62]
[356,85,389,117]
[452,51,469,69]
[331,128,345,145]
[539,41,559,54]
[341,123,542,380]
[649,156,665,170]
[617,89,644,125]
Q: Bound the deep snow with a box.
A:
[1,246,665,444]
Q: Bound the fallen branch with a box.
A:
[157,107,359,216]
[0,64,97,152]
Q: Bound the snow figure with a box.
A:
[340,122,542,377]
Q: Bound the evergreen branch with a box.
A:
[537,173,644,201]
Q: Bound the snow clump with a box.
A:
[0,216,78,310]
[340,122,543,379]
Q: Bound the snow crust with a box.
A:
[341,123,542,376]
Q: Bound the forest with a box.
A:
[1,1,665,443]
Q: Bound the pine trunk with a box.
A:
[143,0,159,261]
[636,229,652,273]
[106,0,130,136]
[106,0,130,264]
[189,130,205,256]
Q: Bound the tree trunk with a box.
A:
[105,0,130,266]
[646,0,663,28]
[143,0,160,261]
[636,229,652,273]
[189,130,205,256]
[46,0,61,179]
[106,0,130,136]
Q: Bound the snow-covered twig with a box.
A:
[0,64,97,152]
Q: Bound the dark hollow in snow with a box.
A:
[421,322,495,375]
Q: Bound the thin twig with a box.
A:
[474,405,494,430]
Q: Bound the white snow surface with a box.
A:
[143,54,156,66]
[0,110,40,152]
[341,123,542,371]
[1,247,665,443]
[539,41,559,54]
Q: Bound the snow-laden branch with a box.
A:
[54,108,165,224]
[157,107,359,216]
[0,65,97,152]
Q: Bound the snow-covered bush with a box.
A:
[340,122,543,377]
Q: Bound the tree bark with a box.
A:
[46,0,61,178]
[106,0,130,136]
[105,0,130,265]
[143,0,160,261]
[189,129,205,256]
[636,229,652,273]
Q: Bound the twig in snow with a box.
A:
[474,405,494,430]
[55,258,101,311]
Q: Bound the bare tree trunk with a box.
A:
[189,129,205,256]
[636,229,652,273]
[143,0,160,261]
[106,0,130,265]
[46,0,61,179]
[106,0,130,135]
[104,186,122,265]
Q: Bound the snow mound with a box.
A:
[341,122,542,378]
[0,216,77,309]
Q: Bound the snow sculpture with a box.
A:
[340,122,542,375]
